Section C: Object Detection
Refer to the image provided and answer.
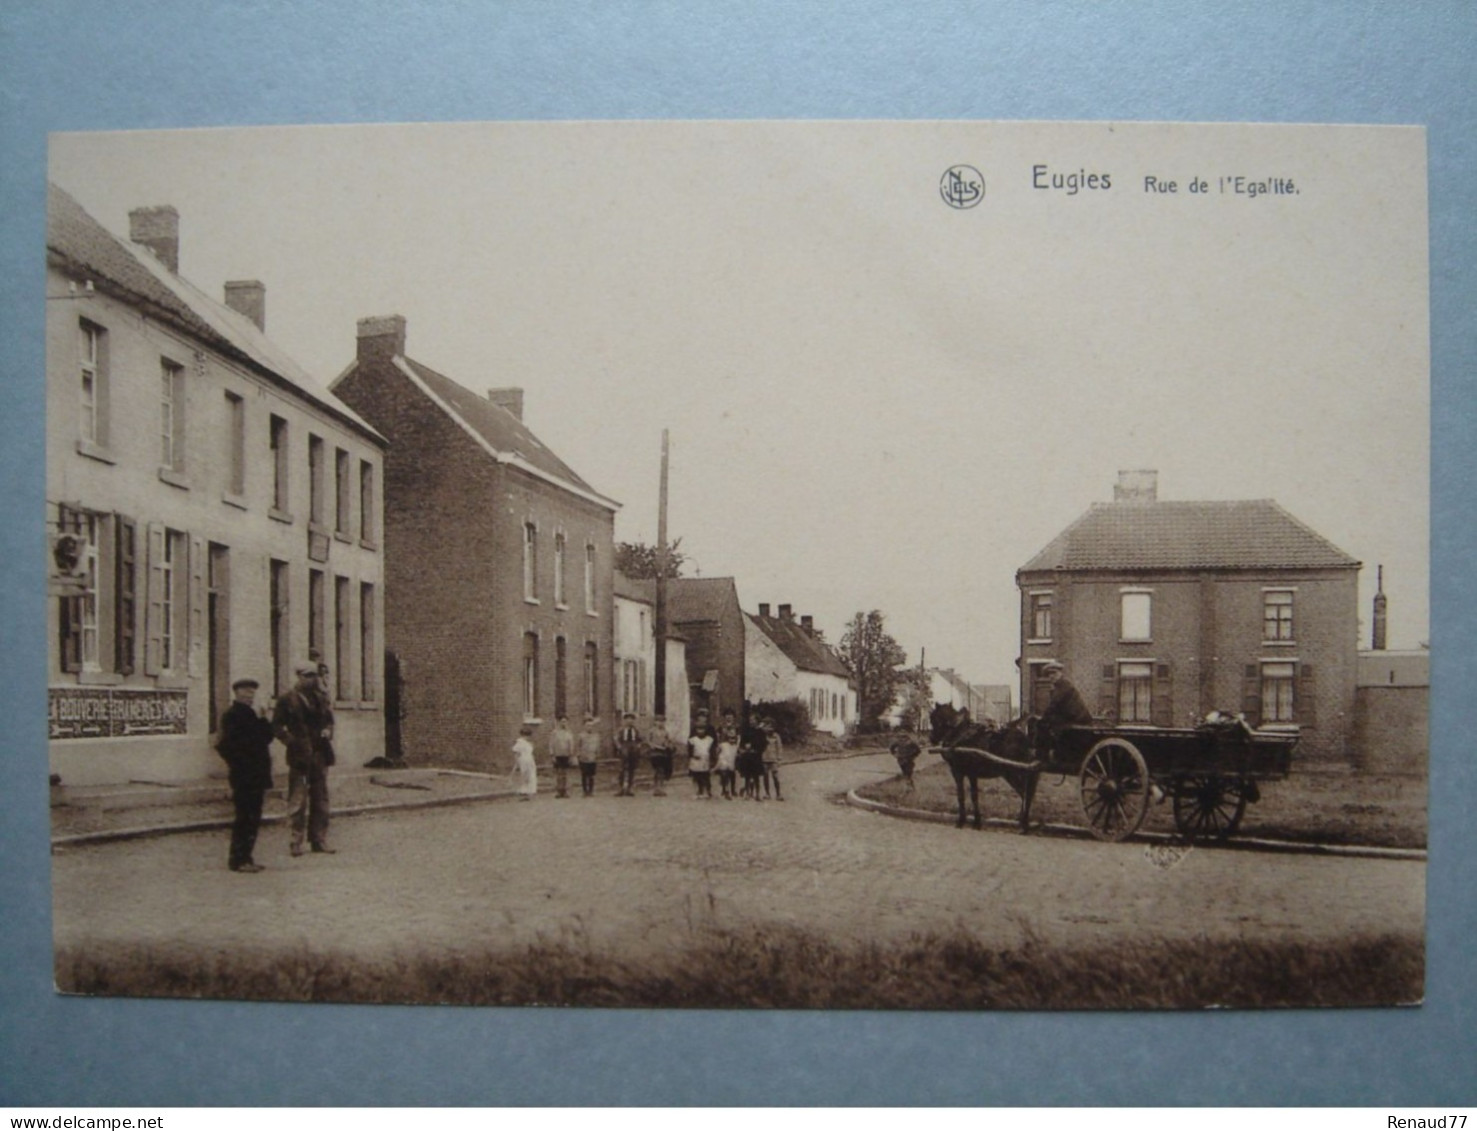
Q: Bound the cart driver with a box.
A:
[1037,660,1094,754]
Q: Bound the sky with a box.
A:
[49,121,1430,691]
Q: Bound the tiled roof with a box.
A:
[47,183,380,441]
[1020,500,1359,573]
[749,613,853,680]
[400,358,605,501]
[666,576,740,625]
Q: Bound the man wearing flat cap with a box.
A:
[215,677,276,873]
[272,661,336,856]
[1038,660,1094,754]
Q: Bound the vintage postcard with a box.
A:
[45,120,1428,1008]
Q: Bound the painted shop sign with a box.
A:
[49,687,189,739]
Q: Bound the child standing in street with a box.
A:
[577,715,602,797]
[761,716,784,801]
[646,713,675,796]
[687,719,715,798]
[715,721,739,799]
[510,724,538,799]
[614,711,644,797]
[550,715,576,798]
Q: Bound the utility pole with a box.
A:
[654,429,670,715]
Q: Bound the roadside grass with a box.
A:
[857,761,1427,849]
[55,924,1422,1009]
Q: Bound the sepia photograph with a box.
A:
[44,119,1428,1010]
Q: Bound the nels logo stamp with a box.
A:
[940,165,984,209]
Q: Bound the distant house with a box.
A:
[45,185,386,786]
[745,604,857,736]
[613,570,691,740]
[885,668,1012,729]
[666,577,746,723]
[332,317,619,770]
[1017,470,1361,764]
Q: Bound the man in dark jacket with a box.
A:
[216,678,276,873]
[273,662,335,856]
[1039,660,1094,753]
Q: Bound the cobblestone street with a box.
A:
[52,753,1425,967]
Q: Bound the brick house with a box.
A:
[1016,471,1361,764]
[332,317,619,770]
[46,184,386,785]
[745,604,856,736]
[666,576,746,724]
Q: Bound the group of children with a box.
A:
[684,708,783,801]
[507,707,783,801]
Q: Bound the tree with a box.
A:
[838,610,908,732]
[901,665,934,733]
[614,538,686,580]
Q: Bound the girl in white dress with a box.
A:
[510,725,538,799]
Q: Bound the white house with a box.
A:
[613,571,690,740]
[46,184,386,786]
[745,604,856,737]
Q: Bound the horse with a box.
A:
[928,702,1041,833]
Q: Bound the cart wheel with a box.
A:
[1078,738,1151,842]
[1172,776,1249,842]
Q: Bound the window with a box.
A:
[78,321,107,447]
[160,360,185,472]
[523,633,540,718]
[1118,661,1154,723]
[308,435,326,527]
[584,543,596,612]
[309,569,325,661]
[225,392,246,497]
[55,510,101,673]
[269,560,289,694]
[553,533,567,606]
[523,523,538,601]
[1261,661,1296,723]
[359,460,375,544]
[335,576,351,701]
[555,636,568,718]
[1030,592,1053,640]
[335,448,352,537]
[1263,590,1294,642]
[622,659,638,714]
[1120,591,1152,641]
[360,583,376,701]
[583,641,598,716]
[270,416,290,514]
[160,529,184,671]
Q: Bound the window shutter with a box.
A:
[114,515,136,675]
[188,535,206,676]
[144,523,165,676]
[1098,663,1117,722]
[1152,662,1173,727]
[1241,663,1261,726]
[1298,663,1317,728]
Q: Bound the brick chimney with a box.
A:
[357,315,407,365]
[487,388,524,420]
[778,604,793,621]
[758,603,771,618]
[801,615,814,635]
[1372,564,1388,651]
[1114,468,1158,504]
[129,205,179,273]
[224,280,266,331]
